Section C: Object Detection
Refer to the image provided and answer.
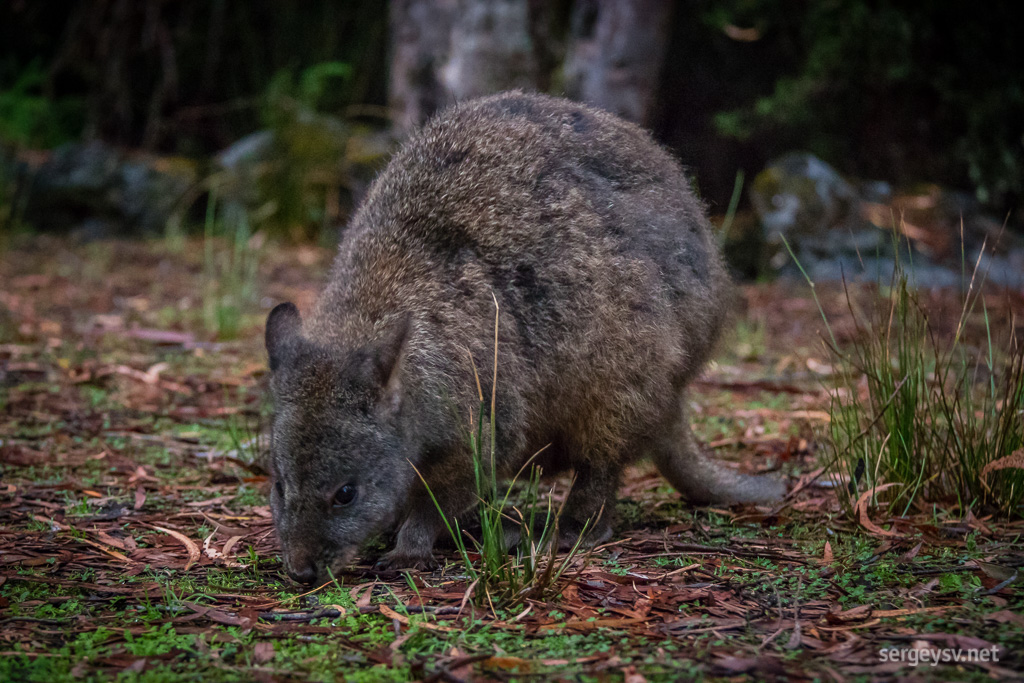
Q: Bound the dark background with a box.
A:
[1,0,1021,227]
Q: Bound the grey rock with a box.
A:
[859,180,894,203]
[213,120,393,236]
[749,152,1024,290]
[23,141,195,236]
[750,151,859,245]
[216,130,275,170]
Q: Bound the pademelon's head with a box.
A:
[264,303,415,584]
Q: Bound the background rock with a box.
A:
[22,142,196,237]
[745,151,1024,289]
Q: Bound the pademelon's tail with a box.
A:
[652,446,786,505]
[650,399,786,505]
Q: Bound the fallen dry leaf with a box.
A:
[622,665,647,683]
[980,448,1024,481]
[147,525,201,571]
[252,641,274,664]
[854,483,903,537]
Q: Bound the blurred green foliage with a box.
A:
[201,193,263,340]
[259,62,354,240]
[165,59,388,242]
[0,144,28,237]
[703,0,1023,209]
[0,62,82,148]
[0,1,1019,220]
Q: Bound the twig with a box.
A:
[0,616,70,626]
[627,544,808,564]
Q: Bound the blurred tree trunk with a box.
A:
[387,0,670,131]
[441,0,539,102]
[562,0,673,126]
[389,0,540,133]
[388,0,458,134]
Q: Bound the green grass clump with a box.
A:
[417,302,589,608]
[790,232,1024,518]
[199,192,263,340]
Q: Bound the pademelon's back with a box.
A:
[321,92,727,352]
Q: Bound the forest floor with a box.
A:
[1,235,1022,682]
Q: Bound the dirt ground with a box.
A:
[1,235,1022,681]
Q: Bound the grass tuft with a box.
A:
[415,299,590,608]
[787,227,1024,518]
[198,191,264,340]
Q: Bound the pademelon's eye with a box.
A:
[333,484,356,508]
[274,481,284,498]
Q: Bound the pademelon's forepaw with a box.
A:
[374,549,437,572]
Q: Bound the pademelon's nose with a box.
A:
[287,561,318,585]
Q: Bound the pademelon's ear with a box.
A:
[371,313,412,412]
[265,302,302,372]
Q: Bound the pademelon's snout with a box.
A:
[282,545,320,585]
[283,542,360,585]
[286,561,318,586]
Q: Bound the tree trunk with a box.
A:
[562,0,673,125]
[388,0,671,131]
[388,0,458,134]
[442,0,539,101]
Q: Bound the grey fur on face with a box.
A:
[265,91,785,584]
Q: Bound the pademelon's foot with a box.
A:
[556,461,618,552]
[500,513,556,551]
[498,513,611,554]
[380,502,451,571]
[557,517,613,551]
[374,548,438,572]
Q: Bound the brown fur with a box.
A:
[265,92,785,584]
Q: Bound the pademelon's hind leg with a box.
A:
[502,460,617,552]
[555,458,618,549]
[651,394,786,505]
[498,442,618,552]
